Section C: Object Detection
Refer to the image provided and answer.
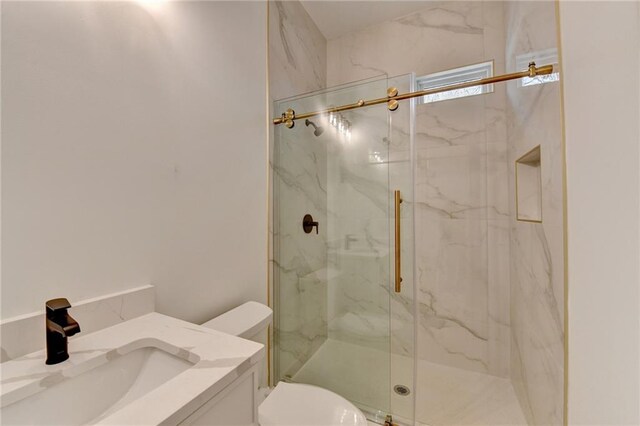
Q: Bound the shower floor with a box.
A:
[292,338,527,426]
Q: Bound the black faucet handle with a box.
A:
[302,214,319,234]
[46,298,72,313]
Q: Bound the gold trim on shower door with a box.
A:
[394,190,403,293]
[554,1,570,423]
[265,0,273,388]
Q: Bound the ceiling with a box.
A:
[300,1,430,40]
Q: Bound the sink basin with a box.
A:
[0,313,265,426]
[1,346,195,425]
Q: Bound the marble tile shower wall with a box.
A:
[268,1,328,378]
[505,2,564,425]
[327,2,511,377]
[323,75,414,361]
[325,96,393,354]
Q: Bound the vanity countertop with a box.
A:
[0,312,265,425]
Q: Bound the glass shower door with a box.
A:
[273,75,414,424]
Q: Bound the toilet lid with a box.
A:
[259,382,368,426]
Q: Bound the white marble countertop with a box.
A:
[0,312,265,425]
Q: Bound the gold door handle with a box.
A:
[394,190,403,293]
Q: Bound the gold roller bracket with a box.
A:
[282,108,295,128]
[387,87,399,111]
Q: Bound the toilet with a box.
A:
[201,301,368,426]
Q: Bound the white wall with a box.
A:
[559,1,640,424]
[1,1,267,323]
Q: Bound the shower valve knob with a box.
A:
[302,214,318,234]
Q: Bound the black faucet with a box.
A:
[45,298,81,365]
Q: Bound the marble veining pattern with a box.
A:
[273,99,329,378]
[269,0,328,381]
[396,7,483,35]
[272,2,564,425]
[269,1,326,101]
[505,2,565,424]
[324,79,395,357]
[327,1,512,382]
[0,313,264,425]
[1,285,155,363]
[327,2,486,87]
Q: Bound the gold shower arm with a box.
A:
[273,62,554,127]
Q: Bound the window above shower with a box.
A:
[416,61,494,104]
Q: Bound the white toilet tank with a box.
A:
[201,301,272,340]
[201,301,272,392]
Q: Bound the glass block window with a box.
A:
[416,61,494,104]
[516,48,560,87]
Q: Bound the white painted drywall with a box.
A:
[1,1,267,323]
[559,1,640,423]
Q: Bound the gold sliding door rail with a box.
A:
[273,62,553,127]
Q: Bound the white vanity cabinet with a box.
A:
[179,366,259,426]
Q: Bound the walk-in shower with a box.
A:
[271,61,555,424]
[270,2,566,424]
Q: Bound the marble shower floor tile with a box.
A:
[416,359,527,426]
[291,338,526,426]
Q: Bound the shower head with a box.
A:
[305,119,324,137]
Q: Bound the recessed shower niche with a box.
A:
[516,145,543,222]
